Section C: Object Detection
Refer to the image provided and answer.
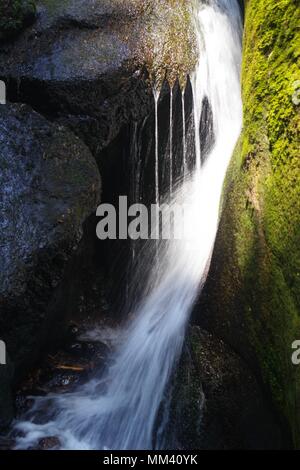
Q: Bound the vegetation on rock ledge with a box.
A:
[217,0,300,446]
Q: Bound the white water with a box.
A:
[14,0,242,450]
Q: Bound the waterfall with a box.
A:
[14,0,243,450]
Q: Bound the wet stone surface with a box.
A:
[4,318,118,450]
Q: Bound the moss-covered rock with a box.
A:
[197,0,300,447]
[0,0,36,41]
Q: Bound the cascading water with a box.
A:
[14,0,243,450]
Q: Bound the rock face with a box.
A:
[0,0,153,156]
[0,0,197,432]
[0,0,294,450]
[0,356,14,429]
[0,1,197,157]
[0,103,100,426]
[194,0,300,447]
[168,327,286,450]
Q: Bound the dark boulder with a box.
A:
[0,103,101,425]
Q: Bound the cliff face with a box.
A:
[197,0,300,446]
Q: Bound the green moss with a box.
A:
[221,0,300,446]
[0,0,36,41]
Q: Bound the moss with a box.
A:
[0,0,36,41]
[220,0,300,446]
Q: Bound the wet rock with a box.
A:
[167,327,286,450]
[65,340,109,361]
[193,0,299,446]
[42,371,82,392]
[0,435,15,450]
[0,103,101,424]
[0,0,153,156]
[14,327,111,417]
[38,436,61,450]
[36,0,136,30]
